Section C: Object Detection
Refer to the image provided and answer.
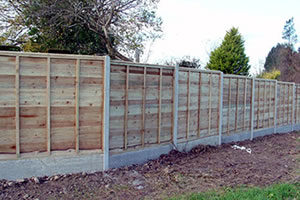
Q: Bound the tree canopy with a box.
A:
[163,56,201,68]
[206,27,250,75]
[282,17,297,47]
[0,0,162,60]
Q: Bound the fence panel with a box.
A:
[0,52,105,157]
[253,79,276,130]
[222,76,252,135]
[177,69,221,143]
[277,82,294,127]
[109,61,175,152]
[0,55,17,154]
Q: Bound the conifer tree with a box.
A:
[206,27,250,75]
[282,17,298,47]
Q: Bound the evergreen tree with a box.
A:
[282,17,298,47]
[206,27,250,75]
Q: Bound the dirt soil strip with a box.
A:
[0,132,299,200]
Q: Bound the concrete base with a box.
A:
[221,123,300,145]
[177,135,219,152]
[254,127,275,138]
[0,153,103,181]
[294,124,300,131]
[110,144,174,169]
[222,131,251,144]
[110,135,219,169]
[276,125,293,134]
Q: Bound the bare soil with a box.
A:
[0,132,299,200]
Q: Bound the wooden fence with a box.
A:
[0,52,107,160]
[0,51,300,164]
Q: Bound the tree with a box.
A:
[163,56,201,68]
[0,0,162,60]
[206,27,250,75]
[264,43,286,72]
[282,17,298,47]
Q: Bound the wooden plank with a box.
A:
[296,86,298,123]
[75,59,80,153]
[15,56,20,157]
[287,84,290,125]
[262,81,266,128]
[243,78,247,130]
[235,78,239,131]
[283,84,286,125]
[198,72,202,138]
[292,83,295,131]
[257,81,260,129]
[186,71,190,139]
[227,77,231,134]
[142,67,146,147]
[124,65,129,150]
[208,73,212,135]
[274,81,278,132]
[46,57,51,154]
[158,68,162,143]
[268,82,271,127]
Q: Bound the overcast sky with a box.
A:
[143,0,300,74]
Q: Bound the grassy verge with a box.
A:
[170,183,299,200]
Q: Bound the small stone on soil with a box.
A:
[32,177,40,184]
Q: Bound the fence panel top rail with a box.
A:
[277,81,295,85]
[111,60,175,70]
[0,51,106,60]
[223,74,252,79]
[179,67,222,74]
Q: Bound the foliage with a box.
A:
[206,27,250,75]
[256,69,280,80]
[264,43,287,72]
[0,0,162,60]
[170,183,300,200]
[282,17,298,47]
[163,56,201,68]
[263,42,300,83]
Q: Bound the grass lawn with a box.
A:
[170,183,300,200]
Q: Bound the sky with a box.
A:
[143,0,300,74]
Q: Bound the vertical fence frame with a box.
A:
[75,59,80,153]
[172,64,179,147]
[218,73,223,145]
[15,56,20,157]
[46,57,51,154]
[103,56,110,170]
[250,78,255,140]
[274,81,278,133]
[292,83,295,131]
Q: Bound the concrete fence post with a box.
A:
[292,83,296,131]
[274,81,278,133]
[218,72,224,145]
[250,77,255,140]
[103,56,111,170]
[172,64,179,148]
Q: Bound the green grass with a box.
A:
[170,183,300,200]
